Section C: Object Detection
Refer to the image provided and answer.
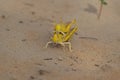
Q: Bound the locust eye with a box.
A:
[53,31,62,34]
[59,32,63,34]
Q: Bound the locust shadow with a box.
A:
[84,3,97,15]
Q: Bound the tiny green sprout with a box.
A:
[98,0,108,19]
[101,0,107,5]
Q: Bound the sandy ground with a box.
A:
[0,0,120,80]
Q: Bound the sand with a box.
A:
[0,0,120,80]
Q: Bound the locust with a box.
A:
[45,19,78,52]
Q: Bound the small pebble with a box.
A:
[31,11,35,15]
[94,64,100,67]
[6,28,10,31]
[1,15,6,19]
[38,70,49,75]
[57,57,63,61]
[19,21,23,23]
[44,58,53,60]
[21,39,27,42]
[30,76,35,79]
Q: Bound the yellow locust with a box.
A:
[45,19,78,52]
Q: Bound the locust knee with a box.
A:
[64,42,72,52]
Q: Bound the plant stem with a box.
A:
[98,3,103,19]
